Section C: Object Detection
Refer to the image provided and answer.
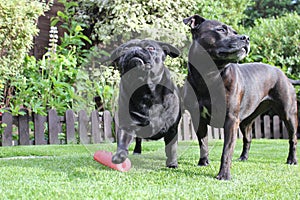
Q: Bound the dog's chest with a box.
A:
[131,86,164,112]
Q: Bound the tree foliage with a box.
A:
[244,13,300,78]
[0,0,52,108]
[244,0,300,26]
[195,0,251,29]
[0,0,300,114]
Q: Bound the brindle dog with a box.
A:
[183,15,298,180]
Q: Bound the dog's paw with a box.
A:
[216,172,231,181]
[286,158,298,165]
[167,164,178,169]
[198,158,210,166]
[166,160,178,168]
[238,155,248,161]
[112,151,128,164]
[133,152,141,155]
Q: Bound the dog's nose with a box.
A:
[240,35,250,41]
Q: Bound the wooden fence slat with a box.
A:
[34,113,47,145]
[113,112,119,140]
[264,115,271,139]
[91,110,101,143]
[282,121,289,139]
[78,110,90,144]
[65,110,76,144]
[177,118,183,141]
[2,111,13,146]
[18,109,30,145]
[214,128,221,139]
[254,117,261,139]
[48,109,60,144]
[207,125,213,140]
[103,110,113,142]
[183,112,191,140]
[273,116,280,139]
[191,123,197,140]
[220,128,224,139]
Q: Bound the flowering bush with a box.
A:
[0,0,52,109]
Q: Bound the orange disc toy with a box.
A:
[93,150,131,172]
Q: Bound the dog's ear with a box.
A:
[158,42,180,58]
[110,47,122,64]
[183,15,206,29]
[110,49,123,72]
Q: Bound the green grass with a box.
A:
[0,139,299,199]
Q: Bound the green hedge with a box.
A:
[0,0,51,107]
[1,0,299,115]
[244,13,300,78]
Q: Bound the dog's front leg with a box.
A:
[196,122,209,166]
[216,114,239,180]
[112,129,134,164]
[164,126,178,168]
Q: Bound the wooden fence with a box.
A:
[0,109,114,146]
[0,109,292,146]
[179,111,290,141]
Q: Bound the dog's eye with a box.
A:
[217,28,226,33]
[147,46,155,51]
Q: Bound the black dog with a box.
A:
[183,15,298,180]
[111,39,181,168]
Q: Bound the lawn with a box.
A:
[0,139,299,199]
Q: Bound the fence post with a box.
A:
[273,116,280,139]
[282,122,288,139]
[207,125,213,140]
[183,112,191,140]
[254,117,261,139]
[91,110,101,144]
[48,109,60,144]
[65,110,76,144]
[78,110,90,144]
[34,113,47,145]
[220,128,224,140]
[2,111,13,146]
[263,115,271,139]
[103,110,113,142]
[18,108,30,145]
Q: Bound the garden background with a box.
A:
[0,0,300,199]
[0,0,299,118]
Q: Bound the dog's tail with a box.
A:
[289,79,300,86]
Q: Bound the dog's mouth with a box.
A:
[129,57,152,70]
[216,45,249,61]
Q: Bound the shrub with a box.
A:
[0,0,52,107]
[195,0,251,30]
[243,0,300,27]
[74,0,199,88]
[5,0,92,115]
[244,13,300,79]
[73,0,252,88]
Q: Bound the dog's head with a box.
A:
[111,39,180,76]
[183,15,250,66]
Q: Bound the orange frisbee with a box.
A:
[93,150,131,172]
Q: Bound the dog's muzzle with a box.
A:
[129,57,152,70]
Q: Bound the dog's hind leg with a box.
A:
[133,137,142,154]
[239,120,254,161]
[239,101,271,161]
[282,113,298,165]
[274,90,298,165]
